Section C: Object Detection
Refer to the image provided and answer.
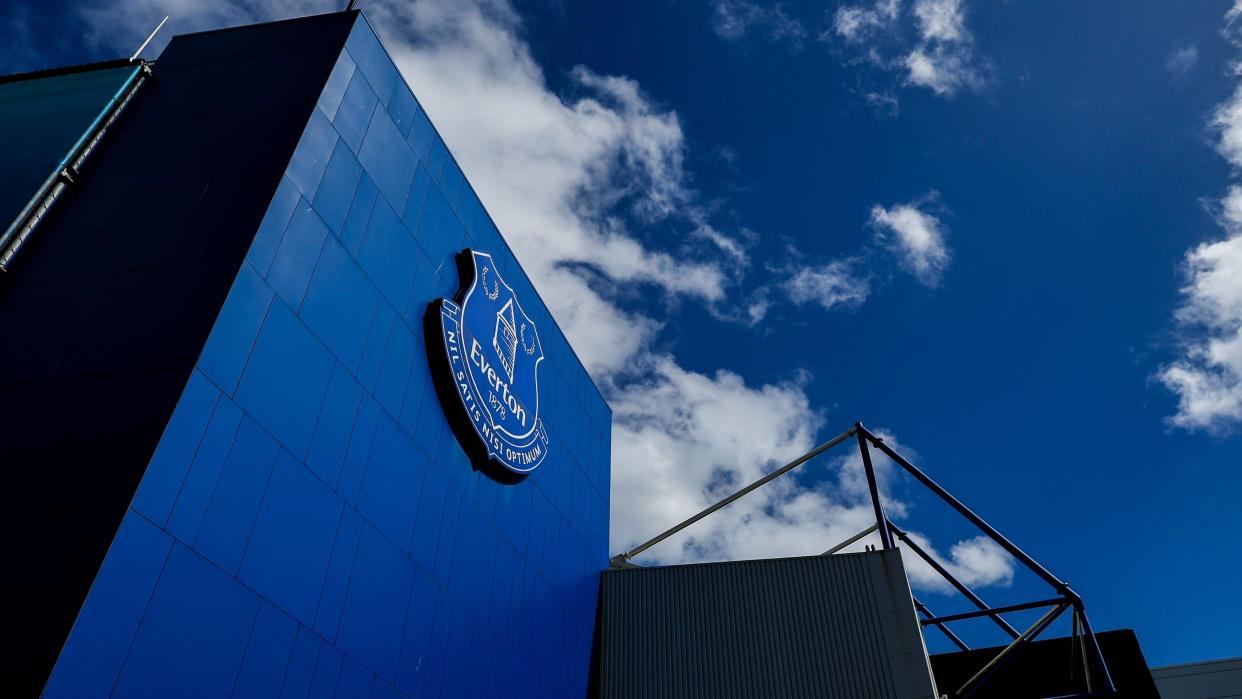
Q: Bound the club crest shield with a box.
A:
[428,250,549,476]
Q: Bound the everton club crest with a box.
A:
[427,250,549,477]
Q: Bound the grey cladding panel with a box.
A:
[597,550,938,699]
[1153,657,1242,699]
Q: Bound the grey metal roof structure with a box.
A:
[596,549,939,699]
[1151,657,1242,698]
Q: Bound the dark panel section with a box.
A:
[0,12,357,696]
[0,61,137,233]
[1152,657,1242,699]
[929,629,1162,698]
[596,551,939,699]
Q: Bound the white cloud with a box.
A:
[904,44,979,96]
[1161,4,1242,431]
[871,196,952,287]
[1228,1,1242,28]
[912,0,966,43]
[831,0,900,42]
[903,0,980,95]
[782,258,871,311]
[1213,84,1242,171]
[1160,187,1242,431]
[865,90,901,116]
[80,0,1004,592]
[828,0,982,98]
[765,198,953,318]
[905,533,1014,591]
[711,0,807,47]
[1166,44,1198,77]
[693,223,751,267]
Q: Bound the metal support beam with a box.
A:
[918,597,1067,626]
[958,603,1069,699]
[856,423,894,549]
[859,426,1070,594]
[1072,602,1117,694]
[129,15,169,62]
[889,521,1021,639]
[913,595,970,652]
[820,523,878,556]
[1070,607,1085,688]
[610,427,856,567]
[0,63,149,271]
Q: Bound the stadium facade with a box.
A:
[2,12,606,698]
[2,8,1235,699]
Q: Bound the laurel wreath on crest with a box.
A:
[481,266,500,301]
[520,322,537,355]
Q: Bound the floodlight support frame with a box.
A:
[608,426,857,567]
[608,420,1117,698]
[857,426,895,549]
[913,596,970,653]
[887,520,1021,639]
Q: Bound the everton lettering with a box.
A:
[431,250,549,475]
[469,339,528,427]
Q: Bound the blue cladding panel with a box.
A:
[336,523,415,680]
[306,363,365,486]
[358,107,416,214]
[308,644,343,698]
[235,300,334,458]
[301,237,378,371]
[340,172,378,255]
[280,625,321,698]
[286,107,338,201]
[333,69,378,155]
[356,413,423,549]
[197,263,273,395]
[48,14,609,699]
[130,371,220,525]
[42,513,172,699]
[337,657,374,697]
[265,201,329,310]
[239,450,343,626]
[112,545,259,699]
[193,416,280,573]
[248,175,302,275]
[344,19,398,107]
[232,603,298,699]
[313,142,364,234]
[316,52,355,120]
[387,80,418,138]
[358,197,417,313]
[407,108,435,163]
[164,397,243,542]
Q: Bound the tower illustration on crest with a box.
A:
[494,297,518,382]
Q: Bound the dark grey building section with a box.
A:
[0,13,357,695]
[596,550,938,699]
[928,629,1162,698]
[1152,657,1242,698]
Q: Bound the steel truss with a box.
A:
[609,422,1117,699]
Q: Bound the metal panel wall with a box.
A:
[597,550,938,699]
[1152,657,1242,699]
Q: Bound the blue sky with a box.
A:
[6,0,1242,665]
